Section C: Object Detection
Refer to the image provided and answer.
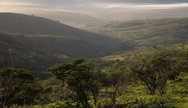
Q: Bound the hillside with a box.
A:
[0,13,120,76]
[0,13,120,52]
[0,31,118,76]
[0,13,118,48]
[85,18,188,50]
[0,13,101,36]
[102,43,188,62]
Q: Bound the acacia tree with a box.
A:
[129,52,174,95]
[0,68,41,108]
[48,59,100,108]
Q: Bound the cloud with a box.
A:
[1,0,188,11]
[100,0,188,3]
[104,3,188,9]
[1,0,188,5]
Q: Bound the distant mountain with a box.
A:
[85,18,188,50]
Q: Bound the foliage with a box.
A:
[0,68,41,107]
[38,77,75,105]
[0,42,187,108]
[48,59,101,108]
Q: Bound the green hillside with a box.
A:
[0,32,114,77]
[85,18,188,50]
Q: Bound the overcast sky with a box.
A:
[1,0,188,4]
[1,0,188,8]
[1,0,188,20]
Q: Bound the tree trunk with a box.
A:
[144,81,156,95]
[77,81,90,108]
[0,102,4,108]
[159,83,166,96]
[112,87,118,105]
[91,90,97,108]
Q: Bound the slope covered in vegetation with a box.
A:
[85,18,188,50]
[0,32,115,77]
[0,13,118,52]
[0,13,120,76]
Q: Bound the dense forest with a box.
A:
[0,13,188,108]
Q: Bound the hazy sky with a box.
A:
[1,0,188,4]
[1,0,188,9]
[1,0,188,20]
[0,0,188,8]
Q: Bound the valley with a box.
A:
[0,12,187,108]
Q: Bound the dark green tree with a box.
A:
[0,68,41,108]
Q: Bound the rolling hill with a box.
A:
[0,13,118,52]
[0,32,118,78]
[85,18,188,50]
[0,13,119,76]
[0,13,101,36]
